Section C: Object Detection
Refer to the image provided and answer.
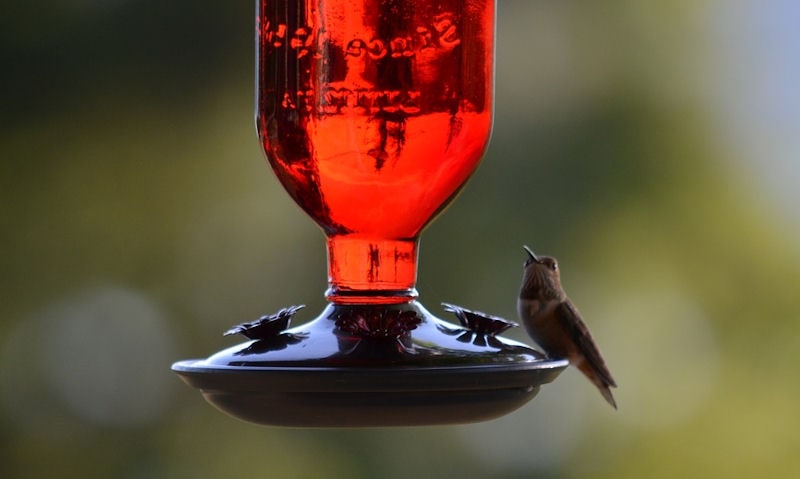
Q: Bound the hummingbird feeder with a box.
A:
[172,0,567,427]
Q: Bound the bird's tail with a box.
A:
[577,361,618,410]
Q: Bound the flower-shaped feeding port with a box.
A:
[224,305,308,356]
[224,305,305,340]
[171,0,568,427]
[443,303,519,347]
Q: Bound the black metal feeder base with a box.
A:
[172,302,567,427]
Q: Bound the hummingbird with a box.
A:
[517,246,618,409]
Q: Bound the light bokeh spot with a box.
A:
[1,285,177,430]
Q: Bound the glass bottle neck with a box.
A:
[325,235,419,304]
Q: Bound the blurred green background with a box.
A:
[2,0,799,477]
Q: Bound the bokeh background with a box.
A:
[2,0,799,477]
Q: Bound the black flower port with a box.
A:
[224,305,305,340]
[442,303,518,337]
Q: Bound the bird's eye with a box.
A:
[551,263,558,271]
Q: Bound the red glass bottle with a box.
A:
[256,0,494,303]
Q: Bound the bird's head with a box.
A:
[523,246,559,274]
[521,246,562,299]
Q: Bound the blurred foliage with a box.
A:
[2,0,799,478]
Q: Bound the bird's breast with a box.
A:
[518,298,565,352]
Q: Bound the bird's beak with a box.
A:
[523,245,539,263]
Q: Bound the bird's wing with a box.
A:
[556,301,617,388]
